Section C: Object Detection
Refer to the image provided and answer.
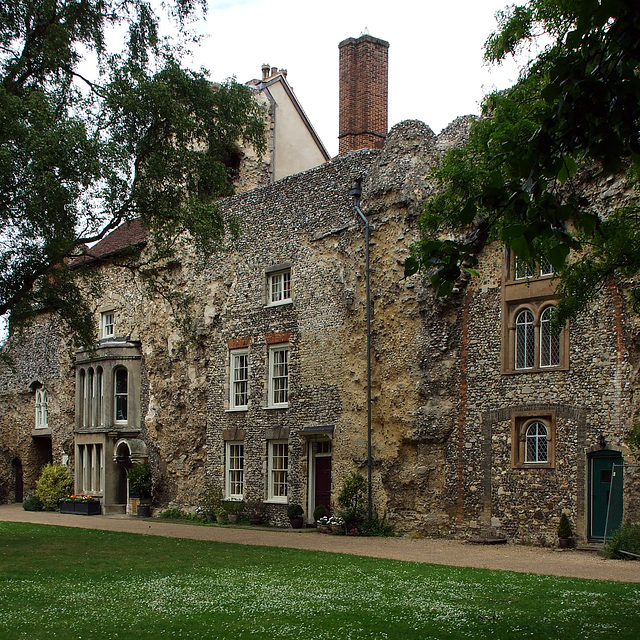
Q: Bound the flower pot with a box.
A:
[317,524,328,533]
[137,504,151,518]
[60,502,74,514]
[290,516,304,529]
[216,515,226,523]
[60,500,101,515]
[228,513,239,524]
[558,537,573,549]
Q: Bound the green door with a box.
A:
[589,451,623,540]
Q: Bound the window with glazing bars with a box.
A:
[269,441,288,499]
[226,442,244,499]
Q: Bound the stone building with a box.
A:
[1,34,638,544]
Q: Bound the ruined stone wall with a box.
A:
[0,320,75,501]
[202,150,380,524]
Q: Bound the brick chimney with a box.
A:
[338,34,389,154]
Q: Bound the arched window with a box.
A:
[114,368,128,423]
[35,389,48,429]
[78,369,85,427]
[515,309,535,369]
[96,367,103,427]
[525,421,548,463]
[87,368,94,428]
[540,307,560,367]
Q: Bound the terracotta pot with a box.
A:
[228,513,239,524]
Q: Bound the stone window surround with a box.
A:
[502,249,569,374]
[35,387,49,429]
[512,411,556,469]
[265,262,292,307]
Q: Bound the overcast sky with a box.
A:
[187,0,529,157]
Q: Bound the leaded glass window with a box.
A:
[515,310,535,369]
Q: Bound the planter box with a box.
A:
[60,501,101,515]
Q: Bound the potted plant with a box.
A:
[316,515,329,533]
[127,461,152,518]
[224,500,244,524]
[558,513,574,548]
[287,503,304,529]
[245,501,264,525]
[215,505,228,523]
[59,494,101,516]
[313,504,327,526]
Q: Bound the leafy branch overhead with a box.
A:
[0,0,266,346]
[407,0,640,322]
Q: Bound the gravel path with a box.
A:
[1,504,639,583]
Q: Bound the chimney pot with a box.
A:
[261,64,270,81]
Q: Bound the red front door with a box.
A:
[315,456,332,511]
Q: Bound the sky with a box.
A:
[186,0,530,157]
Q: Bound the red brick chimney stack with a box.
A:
[338,34,389,154]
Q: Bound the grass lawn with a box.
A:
[0,522,638,639]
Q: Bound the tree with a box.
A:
[406,0,640,324]
[0,1,265,346]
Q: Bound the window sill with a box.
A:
[502,365,567,375]
[266,300,293,308]
[512,462,555,470]
[264,498,287,505]
[225,407,248,413]
[264,404,289,410]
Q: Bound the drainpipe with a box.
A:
[349,180,373,520]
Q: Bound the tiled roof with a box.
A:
[86,218,147,260]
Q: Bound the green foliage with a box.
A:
[198,485,223,518]
[557,513,574,538]
[34,464,72,511]
[337,472,368,526]
[627,423,640,461]
[21,495,42,512]
[287,503,304,519]
[359,514,395,537]
[158,508,185,519]
[605,521,640,559]
[313,504,328,522]
[223,500,245,516]
[126,461,152,498]
[0,0,266,347]
[410,0,640,323]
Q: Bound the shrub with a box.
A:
[159,508,184,519]
[606,522,640,559]
[223,500,244,516]
[287,503,304,519]
[22,495,43,511]
[356,513,395,537]
[35,463,73,511]
[337,472,368,526]
[313,504,327,522]
[199,486,223,519]
[127,461,152,498]
[557,513,573,538]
